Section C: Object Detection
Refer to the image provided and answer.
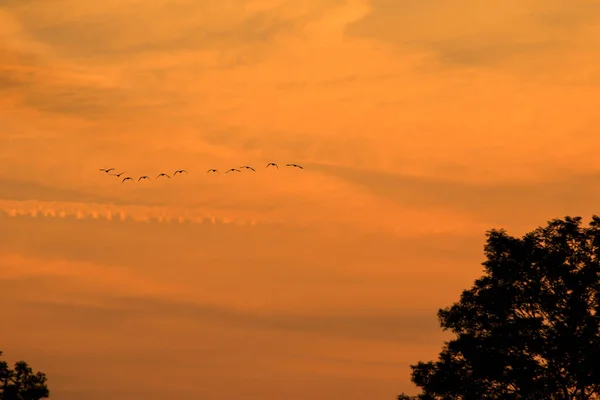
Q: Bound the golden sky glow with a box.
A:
[1,0,600,398]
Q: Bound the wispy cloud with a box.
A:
[306,161,600,227]
[5,0,344,59]
[0,209,485,278]
[5,292,442,344]
[346,0,600,78]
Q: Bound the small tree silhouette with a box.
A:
[0,351,49,400]
[398,216,600,399]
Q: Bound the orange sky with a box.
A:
[1,0,600,398]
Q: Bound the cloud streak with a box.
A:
[6,292,443,344]
[346,0,600,77]
[0,199,257,225]
[306,162,600,227]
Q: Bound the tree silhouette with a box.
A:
[0,351,49,400]
[397,216,600,399]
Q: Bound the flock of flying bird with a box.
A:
[99,162,304,183]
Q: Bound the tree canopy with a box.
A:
[0,351,49,400]
[398,215,600,399]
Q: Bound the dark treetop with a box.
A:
[398,215,600,400]
[0,351,49,400]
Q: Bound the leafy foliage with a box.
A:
[0,351,49,400]
[398,216,600,399]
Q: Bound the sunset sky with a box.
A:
[1,0,600,398]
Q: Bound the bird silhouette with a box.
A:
[266,162,278,169]
[99,168,115,173]
[240,165,255,171]
[174,169,188,175]
[156,173,170,179]
[207,169,219,173]
[111,172,126,177]
[121,177,133,183]
[286,163,304,169]
[138,176,150,181]
[225,168,241,174]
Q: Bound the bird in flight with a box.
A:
[286,163,303,169]
[99,168,115,173]
[225,168,241,174]
[266,162,278,169]
[111,172,126,177]
[240,165,255,171]
[121,177,133,183]
[207,169,219,173]
[174,169,188,175]
[156,173,170,179]
[138,176,150,181]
